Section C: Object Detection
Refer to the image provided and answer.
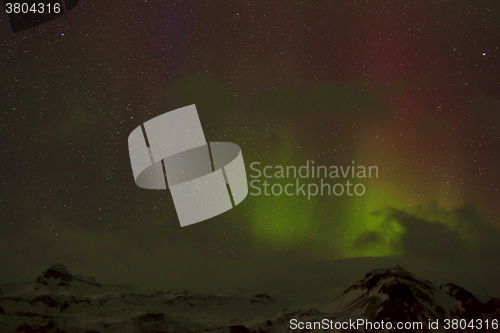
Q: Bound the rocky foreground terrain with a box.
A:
[0,264,498,332]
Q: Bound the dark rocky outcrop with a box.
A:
[35,264,101,289]
[36,264,72,285]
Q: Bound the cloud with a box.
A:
[382,203,500,295]
[353,231,381,248]
[389,208,471,262]
[390,202,500,260]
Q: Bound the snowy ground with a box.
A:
[0,264,498,332]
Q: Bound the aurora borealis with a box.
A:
[1,0,500,295]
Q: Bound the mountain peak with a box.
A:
[37,264,72,285]
[327,265,500,328]
[340,264,432,303]
[365,264,412,279]
[30,264,101,292]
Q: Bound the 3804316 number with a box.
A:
[443,319,499,330]
[5,2,61,14]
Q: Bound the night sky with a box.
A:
[1,0,500,297]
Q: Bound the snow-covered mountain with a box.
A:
[322,265,500,331]
[249,265,500,332]
[0,264,498,332]
[0,264,278,332]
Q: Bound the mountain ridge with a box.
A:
[0,264,498,332]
